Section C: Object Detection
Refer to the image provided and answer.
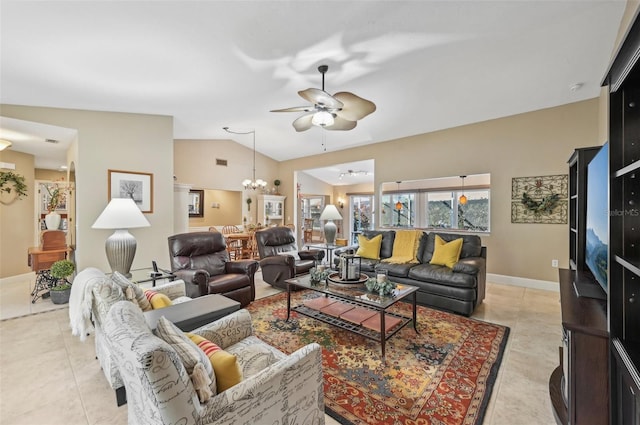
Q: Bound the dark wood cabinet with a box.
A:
[604,10,640,425]
[550,269,609,425]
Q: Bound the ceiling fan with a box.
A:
[271,64,376,132]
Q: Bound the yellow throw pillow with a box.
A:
[356,234,383,260]
[430,235,463,268]
[187,333,243,392]
[144,290,173,309]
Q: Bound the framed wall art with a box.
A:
[189,189,204,217]
[511,174,568,224]
[108,169,154,213]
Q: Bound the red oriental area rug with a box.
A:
[246,291,509,425]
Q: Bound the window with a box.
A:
[350,195,375,243]
[381,174,490,233]
[301,196,324,229]
[380,193,415,227]
[426,189,490,231]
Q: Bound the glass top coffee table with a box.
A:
[286,274,419,361]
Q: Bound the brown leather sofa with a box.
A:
[255,226,325,290]
[167,231,259,306]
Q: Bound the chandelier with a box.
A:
[223,127,267,190]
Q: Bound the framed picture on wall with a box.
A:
[108,169,154,213]
[189,189,204,217]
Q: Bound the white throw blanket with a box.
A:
[69,267,106,341]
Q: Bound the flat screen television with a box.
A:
[581,142,609,298]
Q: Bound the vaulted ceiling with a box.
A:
[0,1,628,169]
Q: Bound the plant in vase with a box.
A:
[309,266,330,285]
[44,181,70,230]
[49,259,75,304]
[365,277,397,296]
[274,179,281,194]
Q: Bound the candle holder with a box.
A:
[339,253,362,281]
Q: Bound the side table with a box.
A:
[114,267,175,288]
[305,243,341,266]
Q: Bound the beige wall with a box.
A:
[279,99,603,283]
[0,150,35,277]
[0,105,175,277]
[188,189,242,228]
[174,139,280,224]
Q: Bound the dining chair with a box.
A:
[303,218,314,243]
[222,225,242,260]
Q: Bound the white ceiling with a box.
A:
[0,1,628,177]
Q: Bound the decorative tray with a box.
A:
[327,272,368,286]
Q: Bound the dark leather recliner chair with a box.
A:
[168,232,259,307]
[254,226,325,290]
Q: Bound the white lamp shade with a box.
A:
[320,204,343,221]
[92,198,150,229]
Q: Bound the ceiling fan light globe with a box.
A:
[312,111,334,127]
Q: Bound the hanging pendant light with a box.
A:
[395,181,403,210]
[223,127,267,190]
[459,175,468,205]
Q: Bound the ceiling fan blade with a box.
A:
[332,91,376,121]
[298,88,343,109]
[292,113,314,132]
[270,106,315,113]
[325,115,357,131]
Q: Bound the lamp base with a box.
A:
[105,229,137,277]
[324,220,337,245]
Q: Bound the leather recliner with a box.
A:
[167,231,259,306]
[255,226,325,290]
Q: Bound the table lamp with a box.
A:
[92,198,150,277]
[319,204,343,245]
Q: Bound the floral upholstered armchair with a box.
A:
[70,267,199,406]
[103,301,325,425]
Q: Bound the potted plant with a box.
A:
[49,259,75,304]
[246,197,252,211]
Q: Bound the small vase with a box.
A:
[45,211,61,230]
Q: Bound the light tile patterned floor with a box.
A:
[0,271,561,424]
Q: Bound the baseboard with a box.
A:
[0,272,35,285]
[487,273,559,292]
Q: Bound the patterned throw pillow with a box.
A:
[154,317,217,396]
[111,272,152,311]
[144,290,173,309]
[187,333,243,392]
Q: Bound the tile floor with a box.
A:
[0,272,561,425]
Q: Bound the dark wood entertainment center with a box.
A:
[549,10,640,425]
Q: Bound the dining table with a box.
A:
[225,233,253,259]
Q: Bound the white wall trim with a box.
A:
[488,273,559,292]
[0,272,35,285]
